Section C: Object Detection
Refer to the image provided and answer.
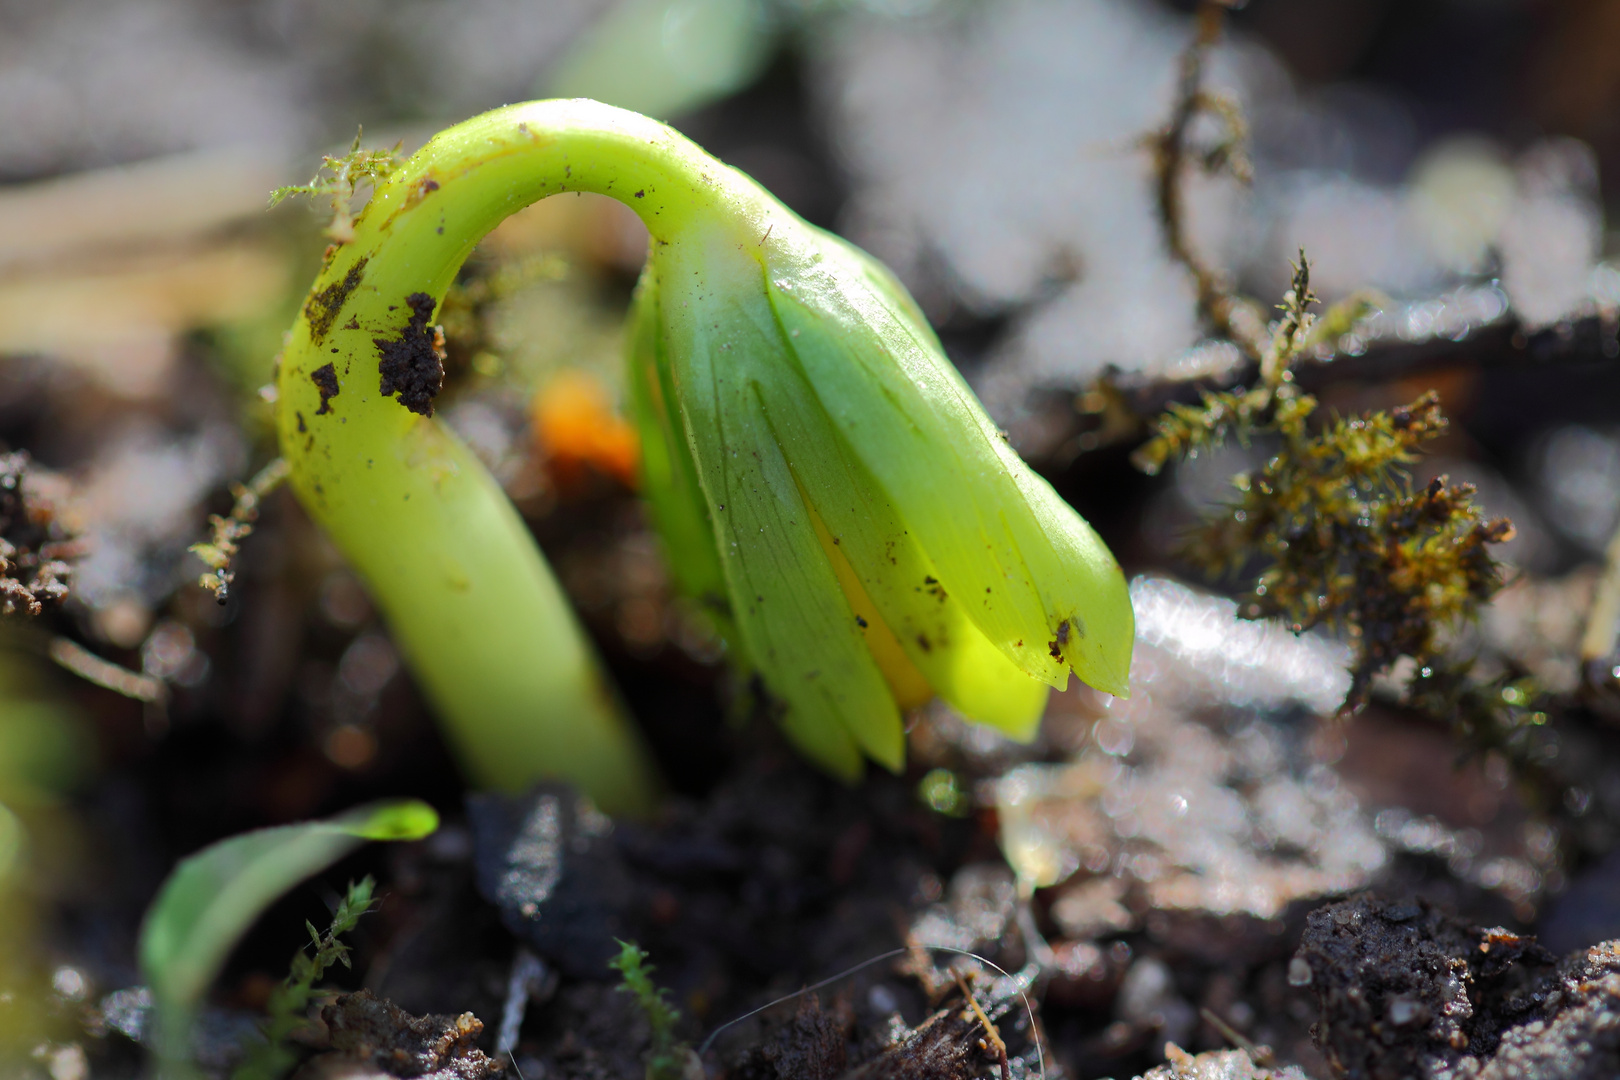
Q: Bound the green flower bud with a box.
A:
[625,148,1134,779]
[273,99,1131,796]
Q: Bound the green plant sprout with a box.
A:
[1134,257,1513,710]
[138,799,438,1076]
[232,876,376,1080]
[275,99,1132,792]
[609,939,692,1080]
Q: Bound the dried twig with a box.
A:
[1199,1006,1276,1069]
[951,968,1011,1080]
[1151,0,1265,355]
[48,636,166,703]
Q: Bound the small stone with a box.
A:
[1388,996,1425,1026]
[1384,902,1423,923]
[468,784,632,978]
[1288,956,1313,986]
[307,990,499,1079]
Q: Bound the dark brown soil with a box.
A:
[375,293,445,417]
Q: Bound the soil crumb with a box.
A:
[0,449,74,615]
[376,292,445,417]
[1138,1045,1307,1079]
[1297,895,1620,1079]
[312,363,340,415]
[733,996,851,1080]
[305,259,369,346]
[299,989,499,1080]
[729,966,1039,1080]
[468,785,632,979]
[839,997,1008,1080]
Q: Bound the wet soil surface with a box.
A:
[1298,895,1620,1080]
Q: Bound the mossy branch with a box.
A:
[191,457,290,605]
[269,129,403,243]
[610,940,692,1080]
[233,877,377,1080]
[1135,257,1514,711]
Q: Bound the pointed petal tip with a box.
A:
[841,705,906,773]
[828,755,867,785]
[1078,652,1132,699]
[1060,631,1133,701]
[782,714,866,783]
[992,708,1044,745]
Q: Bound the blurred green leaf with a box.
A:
[0,804,22,884]
[0,699,91,805]
[138,800,438,1073]
[546,0,775,119]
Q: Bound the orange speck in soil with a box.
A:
[532,370,640,490]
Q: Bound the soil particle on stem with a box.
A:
[305,259,369,346]
[376,293,446,417]
[312,363,340,415]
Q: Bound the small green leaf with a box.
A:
[339,798,440,840]
[139,800,437,1073]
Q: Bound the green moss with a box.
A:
[233,877,377,1080]
[1135,256,1513,710]
[269,129,402,242]
[609,940,691,1080]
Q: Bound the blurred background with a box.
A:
[5,0,1620,1077]
[5,0,1619,680]
[6,0,1620,548]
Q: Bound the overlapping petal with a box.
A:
[645,232,905,775]
[628,177,1133,777]
[761,226,1134,697]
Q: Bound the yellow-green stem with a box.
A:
[274,101,741,815]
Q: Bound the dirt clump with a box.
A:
[376,292,446,417]
[296,990,499,1080]
[0,448,75,614]
[1297,894,1620,1079]
[732,996,851,1080]
[1137,1044,1308,1079]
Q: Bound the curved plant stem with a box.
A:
[274,102,746,815]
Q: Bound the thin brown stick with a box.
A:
[1152,0,1263,356]
[951,968,1011,1080]
[1199,1006,1276,1069]
[48,636,166,703]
